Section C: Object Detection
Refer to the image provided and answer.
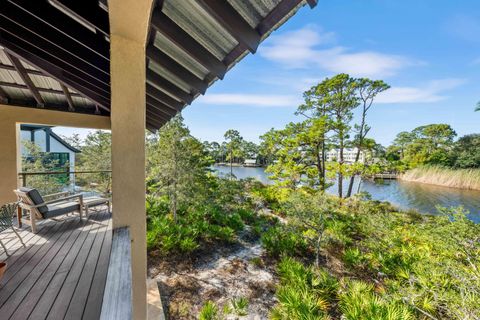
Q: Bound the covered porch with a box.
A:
[0,0,316,319]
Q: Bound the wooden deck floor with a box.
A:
[0,209,112,320]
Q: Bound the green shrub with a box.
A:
[199,301,218,320]
[271,257,337,320]
[343,247,365,268]
[231,297,248,316]
[339,280,414,320]
[261,226,308,258]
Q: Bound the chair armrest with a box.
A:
[18,202,46,209]
[44,194,83,205]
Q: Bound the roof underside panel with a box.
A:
[0,0,314,129]
[162,0,238,61]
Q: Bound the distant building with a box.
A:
[244,159,260,167]
[20,125,80,184]
[326,148,366,164]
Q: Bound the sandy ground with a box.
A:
[149,230,277,320]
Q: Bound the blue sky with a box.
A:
[56,0,480,146]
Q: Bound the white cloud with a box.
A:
[259,26,417,78]
[377,78,466,104]
[197,94,301,107]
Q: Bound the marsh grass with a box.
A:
[400,165,480,190]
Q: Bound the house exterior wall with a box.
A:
[326,148,367,163]
[50,137,76,172]
[20,128,76,173]
[33,130,46,150]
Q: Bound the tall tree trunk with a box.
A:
[315,143,324,190]
[346,110,367,198]
[338,139,344,198]
[321,140,326,189]
[346,148,362,197]
[230,149,233,179]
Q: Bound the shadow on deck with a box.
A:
[0,208,111,320]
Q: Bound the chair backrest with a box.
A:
[14,188,47,219]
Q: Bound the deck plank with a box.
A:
[0,221,60,279]
[81,215,113,320]
[0,218,85,318]
[63,215,110,319]
[8,215,101,320]
[34,212,109,320]
[0,218,79,306]
[0,210,112,320]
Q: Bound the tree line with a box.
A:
[387,124,480,169]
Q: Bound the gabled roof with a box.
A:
[0,0,316,131]
[20,124,81,153]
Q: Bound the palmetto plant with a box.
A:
[231,297,248,316]
[199,301,218,320]
[339,280,415,320]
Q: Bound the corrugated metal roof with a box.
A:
[162,0,239,61]
[153,32,210,80]
[227,0,282,28]
[0,0,315,127]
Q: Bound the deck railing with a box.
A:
[18,170,112,196]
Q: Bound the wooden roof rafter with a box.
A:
[195,0,261,53]
[150,10,227,79]
[0,85,9,104]
[5,51,45,107]
[60,84,75,112]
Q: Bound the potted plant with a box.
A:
[0,261,7,281]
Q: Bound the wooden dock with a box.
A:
[372,173,398,179]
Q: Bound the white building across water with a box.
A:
[326,148,366,163]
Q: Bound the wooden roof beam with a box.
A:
[146,108,169,122]
[258,0,304,35]
[0,85,9,103]
[146,96,177,117]
[48,0,110,37]
[7,0,109,60]
[146,45,208,94]
[0,34,110,110]
[0,19,110,91]
[195,0,261,53]
[225,0,315,66]
[146,83,183,111]
[0,62,43,75]
[146,108,170,126]
[6,52,45,107]
[146,69,194,105]
[1,2,109,72]
[61,84,75,111]
[0,31,111,103]
[306,0,318,9]
[0,80,83,97]
[150,10,227,79]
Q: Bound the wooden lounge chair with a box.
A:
[14,188,83,233]
[0,202,25,256]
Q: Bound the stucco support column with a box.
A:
[108,1,154,319]
[0,118,20,205]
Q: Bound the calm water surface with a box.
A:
[213,165,480,222]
